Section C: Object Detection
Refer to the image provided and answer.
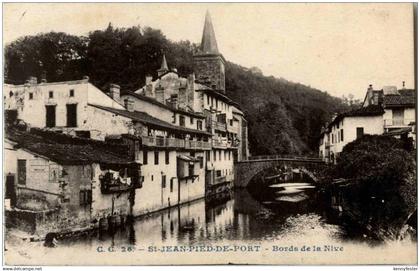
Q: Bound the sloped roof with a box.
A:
[329,105,385,128]
[120,90,206,119]
[89,104,211,136]
[383,89,415,108]
[6,127,137,166]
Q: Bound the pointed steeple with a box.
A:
[157,54,169,76]
[200,10,219,54]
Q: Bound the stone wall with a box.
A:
[193,55,225,92]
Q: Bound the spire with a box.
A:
[160,54,168,71]
[200,10,219,54]
[157,54,169,76]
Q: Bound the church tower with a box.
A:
[194,11,226,93]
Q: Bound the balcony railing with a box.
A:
[213,121,227,132]
[384,119,415,127]
[141,136,211,150]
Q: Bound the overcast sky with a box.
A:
[3,3,415,99]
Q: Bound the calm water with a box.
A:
[6,184,417,265]
[58,184,380,247]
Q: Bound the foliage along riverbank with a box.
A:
[319,135,417,241]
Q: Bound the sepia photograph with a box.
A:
[1,2,417,266]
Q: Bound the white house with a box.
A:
[320,83,416,163]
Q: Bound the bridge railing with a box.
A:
[245,154,323,162]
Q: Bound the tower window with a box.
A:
[49,91,54,98]
[29,93,33,100]
[69,89,75,97]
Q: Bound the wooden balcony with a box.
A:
[384,119,415,128]
[213,121,227,132]
[212,139,239,149]
[141,136,211,150]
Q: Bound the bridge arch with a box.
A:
[234,156,326,188]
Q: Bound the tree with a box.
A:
[5,32,88,84]
[333,135,416,239]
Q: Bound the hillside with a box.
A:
[4,25,350,155]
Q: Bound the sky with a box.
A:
[3,3,415,99]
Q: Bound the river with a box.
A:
[5,185,417,265]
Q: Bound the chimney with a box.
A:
[402,81,406,89]
[145,74,153,85]
[155,84,165,103]
[186,73,195,108]
[27,76,37,85]
[83,75,90,81]
[145,84,154,97]
[366,84,374,105]
[126,99,135,112]
[40,71,47,83]
[109,84,120,102]
[167,94,178,109]
[178,84,187,109]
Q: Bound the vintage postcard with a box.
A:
[2,2,417,266]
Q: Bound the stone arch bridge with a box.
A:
[234,155,327,188]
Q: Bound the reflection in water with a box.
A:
[6,186,417,265]
[60,188,358,247]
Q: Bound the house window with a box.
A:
[179,116,185,127]
[172,113,176,123]
[199,157,203,168]
[228,151,231,160]
[207,95,210,105]
[224,151,227,160]
[392,108,404,126]
[213,150,216,161]
[356,127,364,139]
[45,105,56,127]
[165,151,170,165]
[340,129,344,141]
[69,89,74,97]
[162,175,166,188]
[219,150,221,160]
[151,175,154,182]
[190,117,194,125]
[80,190,92,206]
[197,120,203,130]
[154,151,159,165]
[216,170,222,177]
[188,163,194,176]
[124,99,129,108]
[17,159,26,185]
[49,91,54,98]
[66,104,77,127]
[170,178,174,192]
[206,151,210,161]
[9,91,13,97]
[29,93,33,100]
[143,151,148,165]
